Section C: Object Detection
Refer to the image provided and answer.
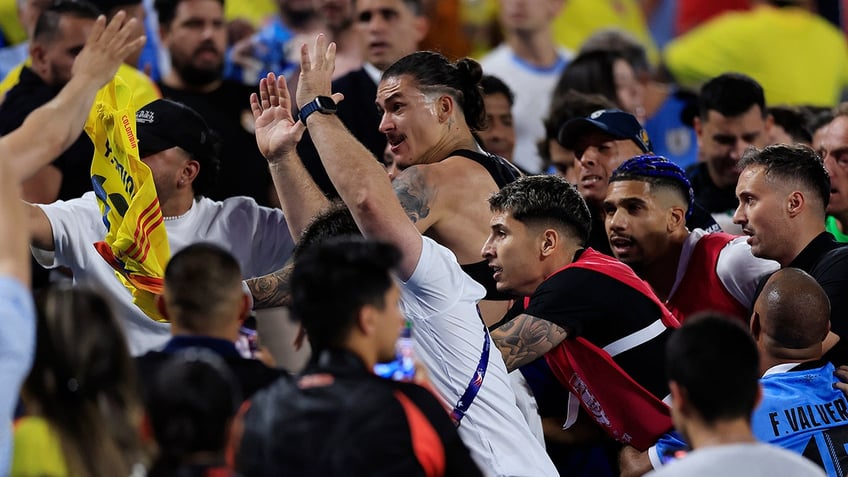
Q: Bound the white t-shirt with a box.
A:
[32,192,294,355]
[480,44,571,174]
[400,237,557,477]
[647,442,825,477]
[669,229,780,309]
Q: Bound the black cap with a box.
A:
[558,108,652,153]
[136,99,215,160]
[88,0,142,13]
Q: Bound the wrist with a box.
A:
[298,95,337,125]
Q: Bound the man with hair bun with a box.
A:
[603,154,778,324]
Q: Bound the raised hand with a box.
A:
[71,11,146,88]
[296,34,338,110]
[250,72,307,164]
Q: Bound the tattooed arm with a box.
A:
[392,165,441,234]
[245,262,293,310]
[490,313,569,372]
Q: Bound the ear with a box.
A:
[750,311,761,339]
[669,381,688,415]
[238,291,251,322]
[437,94,455,123]
[357,304,377,337]
[763,113,774,134]
[156,294,170,320]
[29,42,47,73]
[180,159,200,188]
[786,190,805,218]
[540,228,558,258]
[693,116,703,139]
[158,24,170,46]
[667,205,686,232]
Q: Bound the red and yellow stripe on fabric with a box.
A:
[85,77,170,322]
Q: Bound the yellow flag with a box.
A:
[85,77,171,322]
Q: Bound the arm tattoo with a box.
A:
[392,166,433,223]
[246,262,293,310]
[491,313,568,372]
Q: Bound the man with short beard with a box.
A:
[154,0,275,206]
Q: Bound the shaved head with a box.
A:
[755,268,830,351]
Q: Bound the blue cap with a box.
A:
[557,109,652,153]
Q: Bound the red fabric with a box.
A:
[676,0,750,35]
[394,391,446,477]
[666,232,749,324]
[538,248,678,450]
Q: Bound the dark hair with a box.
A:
[666,314,760,423]
[610,154,694,219]
[293,203,361,259]
[353,0,424,16]
[488,175,591,245]
[768,106,812,144]
[155,0,223,26]
[554,50,628,110]
[579,28,650,76]
[538,89,616,164]
[291,237,402,349]
[147,349,241,477]
[738,144,830,211]
[698,73,766,121]
[33,0,101,43]
[480,74,513,106]
[805,105,836,136]
[383,51,487,131]
[25,286,144,477]
[163,243,243,333]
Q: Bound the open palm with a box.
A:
[250,72,304,164]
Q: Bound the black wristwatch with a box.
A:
[299,96,338,124]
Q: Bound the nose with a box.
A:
[730,139,750,161]
[481,236,495,260]
[606,208,625,231]
[367,11,387,32]
[732,203,746,225]
[378,111,393,134]
[577,150,594,167]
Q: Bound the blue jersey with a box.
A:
[654,362,848,476]
[753,362,848,476]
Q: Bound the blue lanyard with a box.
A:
[450,322,490,426]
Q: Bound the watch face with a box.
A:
[316,96,337,112]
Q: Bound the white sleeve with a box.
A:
[220,198,295,278]
[716,237,780,308]
[400,237,485,321]
[31,194,103,270]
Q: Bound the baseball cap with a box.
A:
[88,0,142,13]
[557,108,652,153]
[136,99,215,160]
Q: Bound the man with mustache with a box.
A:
[154,0,275,206]
[733,143,848,365]
[813,105,848,243]
[602,154,777,324]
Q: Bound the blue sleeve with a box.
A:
[651,430,690,468]
[0,277,35,475]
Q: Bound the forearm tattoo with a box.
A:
[247,263,293,310]
[491,313,568,372]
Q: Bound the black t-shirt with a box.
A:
[786,232,848,365]
[157,81,273,206]
[237,349,481,476]
[0,67,93,201]
[686,161,738,214]
[522,250,672,413]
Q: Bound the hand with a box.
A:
[835,365,848,395]
[296,34,337,110]
[71,11,147,88]
[250,72,305,164]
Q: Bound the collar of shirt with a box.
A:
[162,335,241,357]
[363,62,382,85]
[788,231,840,272]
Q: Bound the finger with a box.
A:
[115,35,146,62]
[267,72,280,107]
[85,15,107,49]
[300,42,311,71]
[331,92,345,105]
[111,16,136,50]
[277,75,290,109]
[249,93,262,120]
[292,119,306,139]
[258,77,270,109]
[325,41,337,71]
[101,10,126,43]
[314,34,326,70]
